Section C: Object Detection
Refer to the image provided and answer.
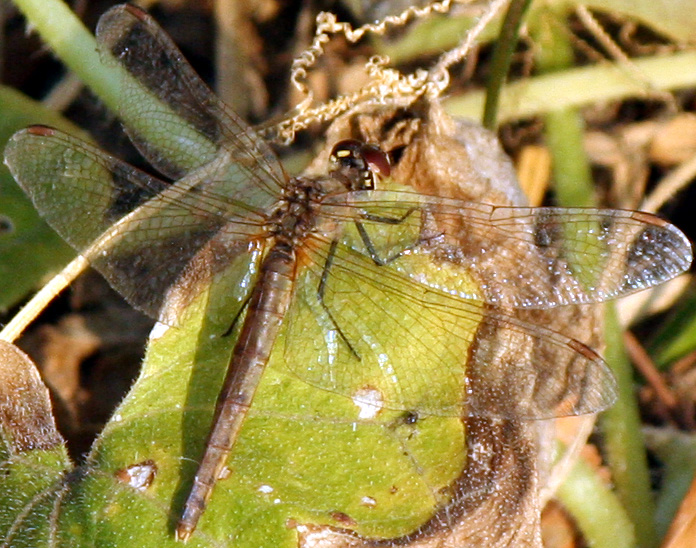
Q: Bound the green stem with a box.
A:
[557,452,637,548]
[601,304,659,548]
[544,110,595,207]
[482,0,533,130]
[10,0,214,167]
[10,0,122,114]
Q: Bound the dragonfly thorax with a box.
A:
[265,140,387,249]
[266,176,330,248]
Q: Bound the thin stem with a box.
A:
[601,303,659,548]
[11,0,215,166]
[544,109,595,207]
[0,256,88,343]
[482,0,532,129]
[556,449,636,548]
[10,0,122,113]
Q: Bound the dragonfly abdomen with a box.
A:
[233,243,296,370]
[177,242,297,541]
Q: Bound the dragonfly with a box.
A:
[4,3,692,542]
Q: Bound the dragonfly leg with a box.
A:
[355,207,419,266]
[362,206,417,225]
[316,239,361,359]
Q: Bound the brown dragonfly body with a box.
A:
[177,241,294,540]
[4,3,692,543]
[177,165,374,539]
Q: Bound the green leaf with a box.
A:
[645,427,696,539]
[0,243,468,546]
[0,341,72,546]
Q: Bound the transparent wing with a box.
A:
[322,189,692,309]
[4,127,265,321]
[284,235,617,420]
[95,4,285,208]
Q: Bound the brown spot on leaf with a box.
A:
[330,511,357,527]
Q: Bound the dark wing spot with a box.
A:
[533,213,560,249]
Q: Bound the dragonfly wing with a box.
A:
[284,236,616,420]
[95,3,286,206]
[4,127,262,321]
[464,305,616,419]
[329,189,692,308]
[5,127,166,249]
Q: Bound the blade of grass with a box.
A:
[649,291,696,368]
[446,50,696,123]
[379,0,695,64]
[482,0,532,130]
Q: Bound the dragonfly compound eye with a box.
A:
[329,139,390,191]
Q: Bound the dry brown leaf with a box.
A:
[0,340,63,452]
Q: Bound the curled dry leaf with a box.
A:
[0,340,63,453]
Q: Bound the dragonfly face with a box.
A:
[329,139,391,190]
[3,3,692,542]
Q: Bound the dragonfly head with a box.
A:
[329,139,390,191]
